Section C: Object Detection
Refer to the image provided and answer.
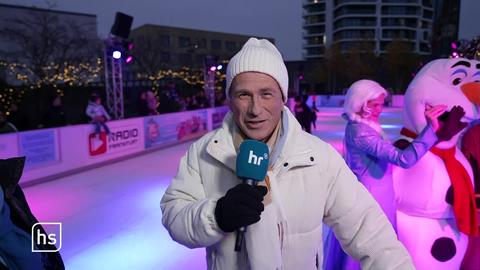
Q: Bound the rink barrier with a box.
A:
[1,94,405,186]
[0,106,230,186]
[287,95,404,110]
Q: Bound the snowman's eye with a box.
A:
[452,78,462,85]
[450,68,467,86]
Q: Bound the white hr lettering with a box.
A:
[248,150,264,165]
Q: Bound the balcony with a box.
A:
[334,18,376,29]
[382,0,419,3]
[381,29,417,39]
[304,4,326,13]
[381,18,418,28]
[333,29,376,41]
[304,36,325,47]
[382,6,420,16]
[335,6,376,17]
[304,0,325,5]
[304,14,326,26]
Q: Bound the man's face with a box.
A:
[228,72,284,141]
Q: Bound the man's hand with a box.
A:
[436,105,468,142]
[214,183,268,233]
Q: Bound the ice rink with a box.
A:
[23,107,404,270]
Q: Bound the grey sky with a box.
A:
[459,0,480,40]
[1,0,478,60]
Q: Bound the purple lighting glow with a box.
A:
[126,56,133,63]
[451,42,458,49]
[209,66,216,72]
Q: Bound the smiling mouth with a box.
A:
[246,120,265,126]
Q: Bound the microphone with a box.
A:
[234,139,269,252]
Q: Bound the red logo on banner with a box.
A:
[89,133,107,156]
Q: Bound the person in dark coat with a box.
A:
[0,111,17,134]
[293,95,313,133]
[44,94,66,128]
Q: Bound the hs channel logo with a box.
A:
[31,222,62,252]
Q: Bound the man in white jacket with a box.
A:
[161,38,414,270]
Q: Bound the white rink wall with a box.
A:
[0,107,229,185]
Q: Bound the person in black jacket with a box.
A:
[293,95,313,133]
[44,94,67,128]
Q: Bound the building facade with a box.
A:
[129,24,274,72]
[431,0,460,57]
[303,0,435,59]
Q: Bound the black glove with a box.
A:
[394,139,411,150]
[436,105,468,142]
[214,183,268,233]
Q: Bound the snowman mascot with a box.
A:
[393,58,480,269]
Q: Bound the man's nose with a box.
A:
[248,96,262,116]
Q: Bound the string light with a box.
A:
[0,59,102,114]
[137,66,226,87]
[0,60,102,86]
[450,37,480,60]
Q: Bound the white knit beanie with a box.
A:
[226,37,289,102]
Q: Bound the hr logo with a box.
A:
[31,222,62,252]
[247,150,267,166]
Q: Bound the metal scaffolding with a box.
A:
[204,55,217,108]
[104,38,124,119]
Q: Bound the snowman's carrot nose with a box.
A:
[461,82,480,105]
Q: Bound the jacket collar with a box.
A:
[206,106,317,174]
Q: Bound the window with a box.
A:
[211,39,222,50]
[179,36,191,47]
[179,53,191,64]
[195,54,206,66]
[197,38,207,49]
[161,52,171,63]
[158,35,170,47]
[226,41,236,51]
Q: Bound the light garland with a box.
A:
[137,67,226,88]
[0,58,102,88]
[450,37,480,60]
[0,59,102,114]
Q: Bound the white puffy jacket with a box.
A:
[161,107,414,270]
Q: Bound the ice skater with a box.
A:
[86,94,111,138]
